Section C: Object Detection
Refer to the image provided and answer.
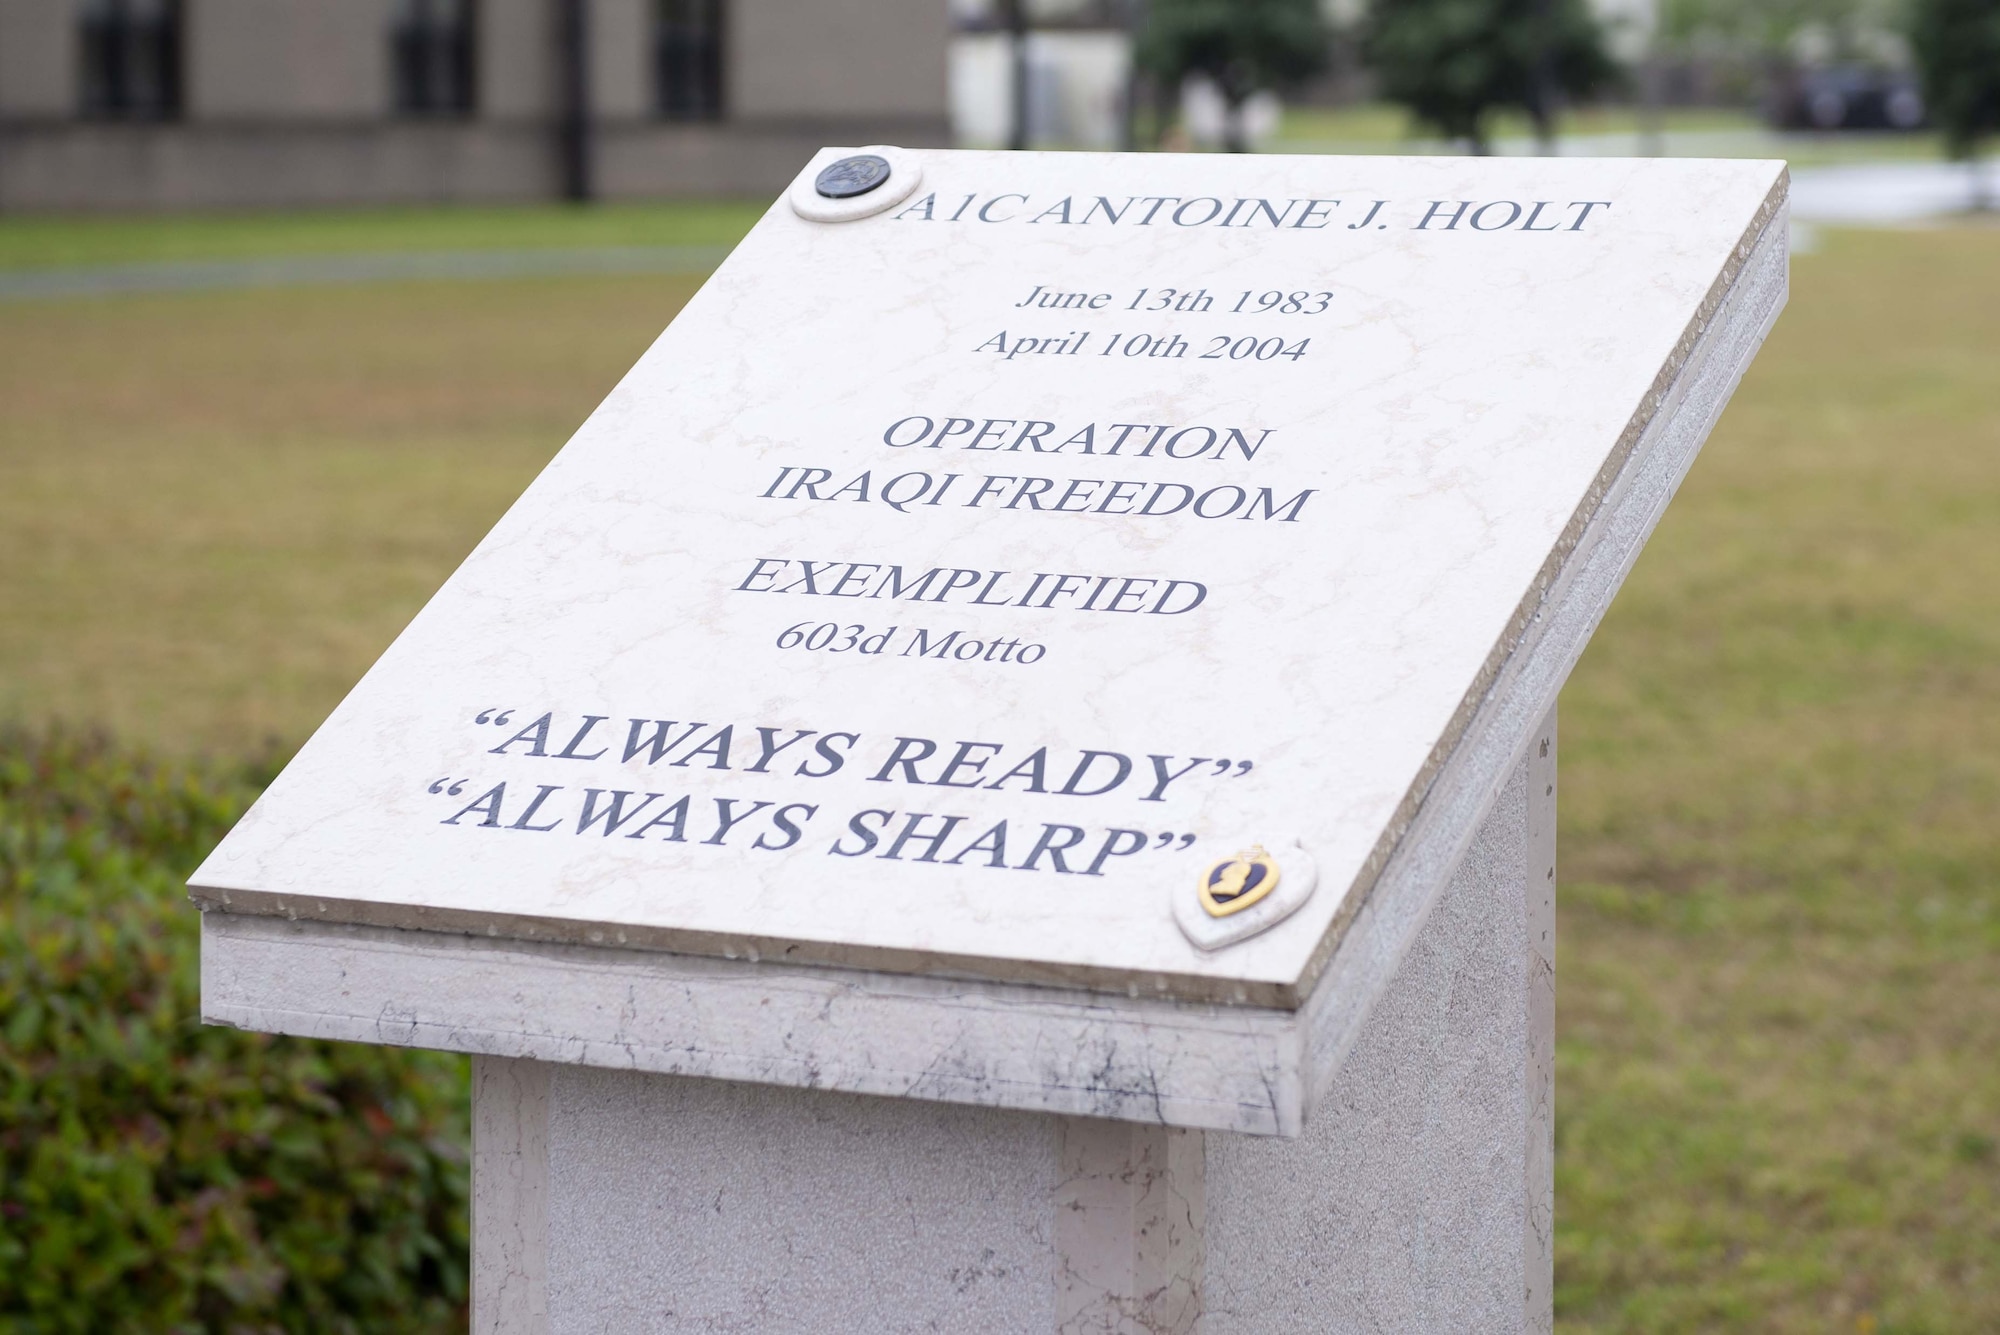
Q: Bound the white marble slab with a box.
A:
[203,194,1784,1130]
[191,149,1785,1006]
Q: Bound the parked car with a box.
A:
[1770,66,1928,131]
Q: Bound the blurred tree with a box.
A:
[1365,0,1617,154]
[1909,0,2000,208]
[1658,0,1910,61]
[1136,0,1328,152]
[1650,0,1913,117]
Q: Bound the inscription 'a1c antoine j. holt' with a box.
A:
[888,191,1613,233]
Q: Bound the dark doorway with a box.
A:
[79,0,182,120]
[392,0,478,116]
[656,0,724,120]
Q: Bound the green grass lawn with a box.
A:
[1,215,1995,1330]
[1277,102,1759,144]
[1556,228,2000,1331]
[0,199,769,271]
[1272,102,1955,166]
[0,271,706,750]
[0,114,1958,277]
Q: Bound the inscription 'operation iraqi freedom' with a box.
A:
[879,415,1273,458]
[755,414,1313,528]
[757,468,1313,521]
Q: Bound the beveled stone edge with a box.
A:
[201,910,1306,1136]
[1286,164,1791,1008]
[188,886,1305,1010]
[1297,189,1793,1111]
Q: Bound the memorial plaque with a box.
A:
[192,148,1786,1009]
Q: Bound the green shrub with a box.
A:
[0,728,469,1333]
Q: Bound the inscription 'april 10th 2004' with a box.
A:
[978,328,1311,364]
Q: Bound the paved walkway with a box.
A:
[0,242,732,303]
[1787,160,1997,224]
[1523,142,1996,225]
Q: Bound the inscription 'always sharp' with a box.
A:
[426,778,1194,879]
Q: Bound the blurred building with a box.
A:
[0,0,949,210]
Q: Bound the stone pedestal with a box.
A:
[188,149,1786,1335]
[469,718,1556,1334]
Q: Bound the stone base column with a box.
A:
[1203,709,1556,1333]
[471,713,1555,1334]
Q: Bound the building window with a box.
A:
[79,0,182,120]
[656,0,723,120]
[392,0,477,116]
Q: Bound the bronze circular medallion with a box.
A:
[815,154,893,200]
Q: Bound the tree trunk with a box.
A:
[1638,50,1664,157]
[1529,0,1558,155]
[555,0,592,202]
[1005,0,1030,151]
[1224,95,1248,154]
[1119,0,1143,152]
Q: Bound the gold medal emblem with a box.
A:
[1198,844,1281,918]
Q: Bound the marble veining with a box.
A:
[191,150,1786,1007]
